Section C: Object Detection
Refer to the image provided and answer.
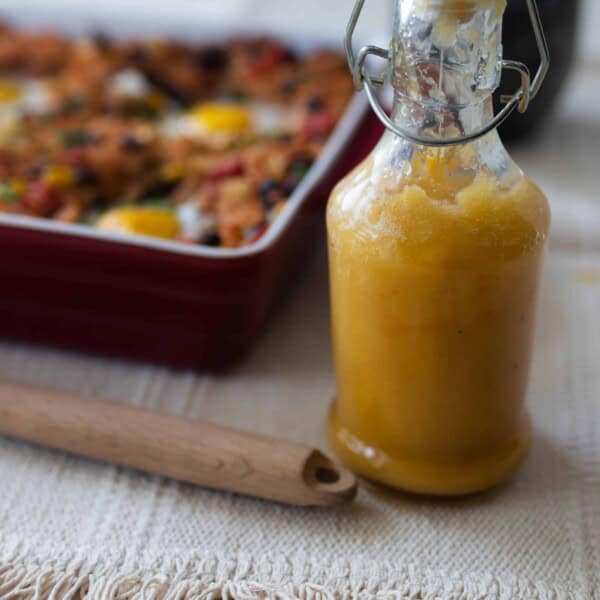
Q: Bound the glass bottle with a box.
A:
[327,0,551,495]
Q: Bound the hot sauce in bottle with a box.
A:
[327,0,551,495]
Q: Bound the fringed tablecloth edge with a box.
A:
[0,538,583,600]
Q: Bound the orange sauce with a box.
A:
[327,146,550,495]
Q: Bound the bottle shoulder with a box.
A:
[327,149,550,264]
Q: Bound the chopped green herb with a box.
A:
[140,197,172,211]
[63,95,87,113]
[80,204,111,225]
[60,129,95,148]
[290,160,312,178]
[124,104,160,120]
[80,210,100,225]
[230,133,259,150]
[0,182,18,203]
[223,89,249,102]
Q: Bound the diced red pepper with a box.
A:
[22,181,62,216]
[63,147,90,168]
[209,156,243,181]
[248,43,288,75]
[302,111,336,139]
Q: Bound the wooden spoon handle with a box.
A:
[0,382,357,507]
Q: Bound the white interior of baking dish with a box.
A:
[0,0,379,258]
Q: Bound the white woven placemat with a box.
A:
[1,69,600,599]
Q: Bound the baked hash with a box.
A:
[0,25,354,247]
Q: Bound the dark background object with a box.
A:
[497,0,580,141]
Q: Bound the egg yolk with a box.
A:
[190,103,252,134]
[97,207,179,239]
[0,82,21,104]
[43,165,75,190]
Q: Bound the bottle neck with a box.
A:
[390,0,505,144]
[390,93,496,140]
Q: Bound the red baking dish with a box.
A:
[0,3,383,370]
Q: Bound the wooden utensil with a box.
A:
[0,381,357,507]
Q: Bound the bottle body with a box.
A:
[327,130,550,494]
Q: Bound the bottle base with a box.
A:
[328,402,532,497]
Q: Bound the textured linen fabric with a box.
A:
[1,64,600,599]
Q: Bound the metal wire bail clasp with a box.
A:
[345,0,551,147]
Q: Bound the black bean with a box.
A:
[284,48,298,64]
[145,73,192,106]
[200,231,221,247]
[29,164,45,179]
[259,179,283,210]
[259,179,279,196]
[261,194,280,211]
[279,78,297,97]
[195,46,228,71]
[120,135,146,153]
[76,168,98,186]
[127,47,147,65]
[282,175,300,197]
[306,96,324,112]
[92,32,112,51]
[145,179,178,197]
[94,199,111,211]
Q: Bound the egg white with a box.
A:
[0,78,53,115]
[0,77,53,141]
[176,201,216,240]
[158,101,291,141]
